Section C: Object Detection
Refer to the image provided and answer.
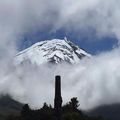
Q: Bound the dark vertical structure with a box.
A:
[54,75,62,120]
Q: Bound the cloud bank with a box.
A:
[1,50,120,110]
[1,0,120,41]
[0,0,120,110]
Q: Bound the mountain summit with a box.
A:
[15,38,91,65]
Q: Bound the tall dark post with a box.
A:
[54,75,62,120]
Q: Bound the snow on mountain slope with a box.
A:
[15,38,91,65]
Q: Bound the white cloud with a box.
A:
[1,0,120,41]
[1,50,120,110]
[0,0,120,111]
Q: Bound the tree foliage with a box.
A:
[6,97,104,120]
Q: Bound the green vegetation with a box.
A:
[5,97,104,120]
[0,95,23,120]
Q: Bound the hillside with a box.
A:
[0,95,23,120]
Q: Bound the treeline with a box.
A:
[6,97,104,120]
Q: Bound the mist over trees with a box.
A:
[6,97,104,120]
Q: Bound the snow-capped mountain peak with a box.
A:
[15,38,91,65]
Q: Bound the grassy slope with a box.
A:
[0,95,23,120]
[86,104,120,120]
